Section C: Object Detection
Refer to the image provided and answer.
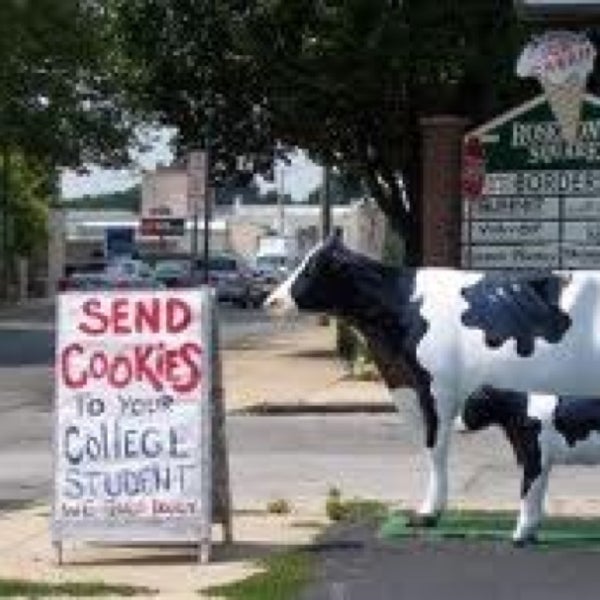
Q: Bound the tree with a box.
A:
[306,171,365,204]
[0,0,137,169]
[4,154,52,258]
[109,0,534,262]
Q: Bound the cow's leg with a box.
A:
[513,466,549,546]
[407,389,453,527]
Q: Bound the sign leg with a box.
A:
[54,541,63,566]
[198,540,211,565]
[222,518,233,544]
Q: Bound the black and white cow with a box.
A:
[264,232,599,525]
[463,385,600,545]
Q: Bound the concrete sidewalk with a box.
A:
[0,317,389,599]
[222,318,392,413]
[0,506,326,599]
[2,316,600,598]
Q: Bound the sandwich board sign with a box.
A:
[52,288,216,563]
[462,93,600,270]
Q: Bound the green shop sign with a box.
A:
[477,94,600,173]
[463,93,600,270]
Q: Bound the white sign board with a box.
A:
[466,220,559,244]
[466,196,559,220]
[484,170,600,196]
[562,243,600,268]
[141,169,190,219]
[464,244,560,269]
[564,197,600,218]
[52,289,212,547]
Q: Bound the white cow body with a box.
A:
[265,236,600,523]
[464,387,600,543]
[416,269,600,403]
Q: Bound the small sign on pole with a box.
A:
[188,150,209,265]
[52,288,219,563]
[188,150,208,214]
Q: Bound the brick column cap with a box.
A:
[420,115,470,130]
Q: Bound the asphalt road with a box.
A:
[301,521,600,600]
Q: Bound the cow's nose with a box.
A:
[263,295,282,311]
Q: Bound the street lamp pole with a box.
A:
[1,146,9,299]
[203,145,211,286]
[321,164,332,240]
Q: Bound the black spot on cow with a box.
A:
[290,236,437,447]
[460,273,572,357]
[463,385,542,497]
[553,397,600,447]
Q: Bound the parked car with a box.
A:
[193,254,258,307]
[58,272,112,292]
[58,266,164,292]
[154,260,192,288]
[249,268,283,305]
[105,258,155,281]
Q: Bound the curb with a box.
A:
[229,401,396,416]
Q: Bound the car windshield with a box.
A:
[256,256,287,270]
[155,261,188,275]
[196,256,239,271]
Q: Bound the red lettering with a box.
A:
[79,299,109,335]
[112,298,131,334]
[165,348,180,383]
[166,298,191,333]
[173,343,202,393]
[133,345,163,391]
[60,341,201,393]
[134,298,160,333]
[89,352,109,379]
[108,355,133,388]
[61,343,87,389]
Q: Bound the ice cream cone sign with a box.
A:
[516,31,596,142]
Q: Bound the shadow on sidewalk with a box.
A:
[59,540,304,568]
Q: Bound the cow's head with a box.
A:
[264,232,357,315]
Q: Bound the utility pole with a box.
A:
[278,163,285,236]
[321,164,332,240]
[1,146,9,299]
[203,164,211,285]
[190,0,215,286]
[318,165,332,327]
[188,148,209,280]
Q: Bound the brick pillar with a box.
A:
[420,116,469,267]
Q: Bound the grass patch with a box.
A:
[0,578,153,597]
[202,550,313,600]
[266,498,292,515]
[380,510,600,550]
[325,488,388,523]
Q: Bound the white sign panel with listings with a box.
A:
[52,289,212,558]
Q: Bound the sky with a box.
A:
[60,128,324,202]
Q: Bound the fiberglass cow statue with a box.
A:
[264,232,600,526]
[463,385,600,545]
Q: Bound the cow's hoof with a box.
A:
[512,534,537,548]
[406,512,440,528]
